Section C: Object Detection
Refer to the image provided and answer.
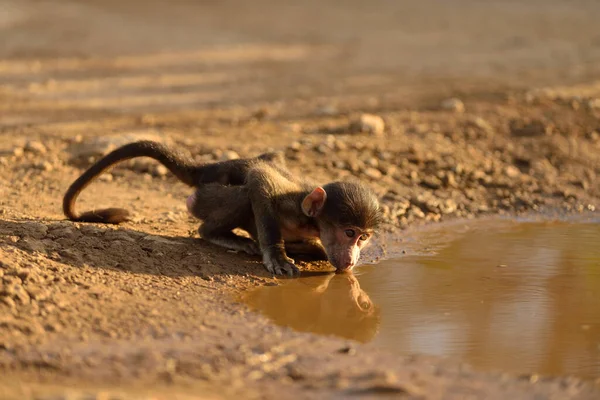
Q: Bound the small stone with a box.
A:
[12,147,24,158]
[12,284,30,304]
[365,158,379,168]
[440,199,457,214]
[315,144,329,154]
[587,98,600,110]
[334,140,347,151]
[152,164,169,177]
[505,165,520,178]
[24,141,47,154]
[1,296,16,310]
[34,161,53,171]
[288,141,302,151]
[408,206,425,219]
[333,160,347,169]
[364,167,383,180]
[99,173,114,182]
[351,114,385,136]
[421,176,442,190]
[220,150,240,161]
[441,98,465,113]
[509,118,550,137]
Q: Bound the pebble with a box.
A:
[24,141,47,154]
[421,176,442,190]
[351,114,386,136]
[364,167,383,180]
[408,206,425,219]
[12,147,24,158]
[509,118,550,137]
[587,98,600,110]
[34,161,54,171]
[220,150,240,161]
[440,98,465,113]
[365,158,379,168]
[315,144,329,154]
[288,141,302,151]
[505,165,521,178]
[152,164,169,177]
[98,173,114,182]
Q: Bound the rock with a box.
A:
[587,98,600,110]
[509,118,551,137]
[421,176,442,190]
[26,287,50,301]
[21,221,48,239]
[364,167,383,180]
[407,206,425,219]
[440,98,465,113]
[505,165,521,178]
[12,147,24,158]
[12,284,30,304]
[467,117,494,134]
[333,160,347,169]
[440,199,458,214]
[315,144,329,154]
[1,296,16,310]
[220,150,240,161]
[24,141,47,154]
[34,161,54,171]
[351,114,385,136]
[98,173,114,182]
[152,164,169,177]
[365,158,379,168]
[288,141,302,151]
[443,172,458,188]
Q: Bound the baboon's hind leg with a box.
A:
[188,184,260,255]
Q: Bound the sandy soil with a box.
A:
[1,0,600,398]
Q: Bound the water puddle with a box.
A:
[242,217,600,378]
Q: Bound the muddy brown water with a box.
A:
[243,217,600,379]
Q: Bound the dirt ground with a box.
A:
[1,0,600,398]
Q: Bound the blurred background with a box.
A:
[3,0,600,120]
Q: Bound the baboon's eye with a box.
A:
[359,233,370,241]
[344,229,356,238]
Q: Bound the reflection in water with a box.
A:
[362,219,600,379]
[243,272,381,342]
[244,218,600,379]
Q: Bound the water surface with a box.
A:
[243,218,600,378]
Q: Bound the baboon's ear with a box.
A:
[301,187,327,217]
